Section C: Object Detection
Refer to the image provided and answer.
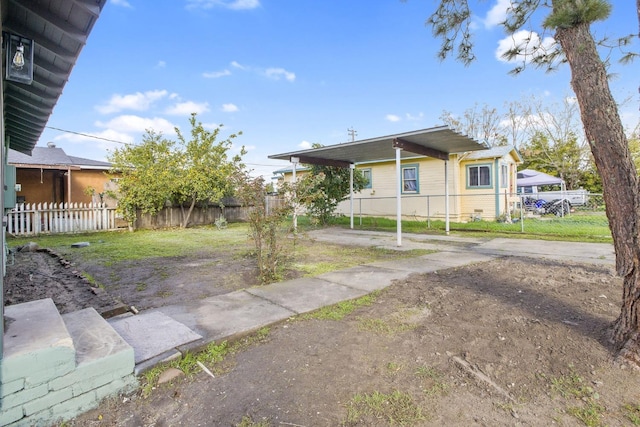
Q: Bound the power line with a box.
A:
[45,126,130,145]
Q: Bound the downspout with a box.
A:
[349,164,354,229]
[445,159,450,235]
[291,157,299,233]
[494,158,500,219]
[67,167,72,204]
[395,147,402,246]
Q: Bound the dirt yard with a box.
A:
[5,241,640,426]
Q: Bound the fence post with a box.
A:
[520,195,525,233]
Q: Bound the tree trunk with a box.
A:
[555,20,640,362]
[181,197,197,229]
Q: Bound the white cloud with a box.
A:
[203,69,231,78]
[483,0,510,29]
[221,103,239,112]
[265,68,295,82]
[95,115,177,136]
[95,90,168,114]
[111,0,133,8]
[405,112,424,122]
[231,61,246,70]
[186,0,260,10]
[495,30,556,63]
[156,61,166,68]
[229,61,296,82]
[385,114,401,122]
[299,140,312,149]
[164,101,210,116]
[52,129,135,158]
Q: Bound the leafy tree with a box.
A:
[424,0,640,364]
[300,144,368,225]
[173,114,245,228]
[108,130,179,228]
[108,114,245,229]
[519,131,585,189]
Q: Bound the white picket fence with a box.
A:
[6,203,119,236]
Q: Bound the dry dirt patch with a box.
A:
[65,256,640,427]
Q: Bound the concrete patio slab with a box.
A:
[476,238,615,264]
[317,266,408,292]
[108,311,202,364]
[155,290,296,343]
[246,277,369,314]
[369,251,496,273]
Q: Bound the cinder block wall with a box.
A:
[0,299,138,426]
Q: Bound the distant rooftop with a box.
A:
[8,145,111,169]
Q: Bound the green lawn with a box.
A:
[325,212,612,243]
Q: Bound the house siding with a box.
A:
[275,147,520,222]
[16,169,112,205]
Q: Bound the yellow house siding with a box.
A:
[275,147,521,222]
[458,151,520,220]
[337,156,465,221]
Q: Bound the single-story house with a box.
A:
[8,143,115,205]
[272,133,522,223]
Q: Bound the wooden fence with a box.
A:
[6,203,120,236]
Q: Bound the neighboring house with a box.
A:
[8,143,115,205]
[274,144,522,221]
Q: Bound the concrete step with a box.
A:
[108,311,203,374]
[1,299,136,427]
[62,307,135,377]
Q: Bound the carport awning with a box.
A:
[269,126,489,246]
[268,126,488,166]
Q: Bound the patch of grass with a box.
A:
[357,316,416,335]
[292,243,433,277]
[155,289,174,298]
[415,365,449,396]
[235,415,270,427]
[82,272,101,288]
[386,361,404,375]
[344,390,426,426]
[140,327,271,398]
[135,282,147,292]
[300,291,379,321]
[327,213,612,243]
[623,403,640,425]
[8,224,250,264]
[549,368,604,427]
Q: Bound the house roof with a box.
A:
[2,0,107,154]
[462,145,522,162]
[8,146,111,169]
[268,126,489,167]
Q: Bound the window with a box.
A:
[360,168,372,189]
[467,165,491,188]
[501,164,508,188]
[402,165,419,193]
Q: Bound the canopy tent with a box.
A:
[517,169,564,187]
[269,126,488,245]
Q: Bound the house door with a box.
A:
[52,171,66,203]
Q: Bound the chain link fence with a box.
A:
[334,192,609,240]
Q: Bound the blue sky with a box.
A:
[40,0,638,179]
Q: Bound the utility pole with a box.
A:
[347,127,357,142]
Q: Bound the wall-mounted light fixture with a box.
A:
[4,32,34,84]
